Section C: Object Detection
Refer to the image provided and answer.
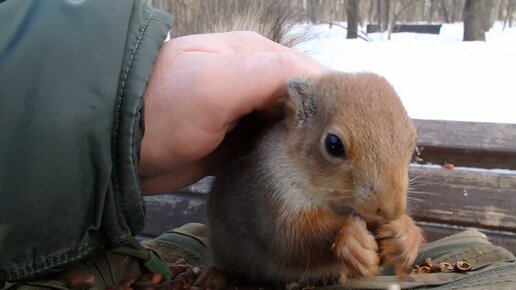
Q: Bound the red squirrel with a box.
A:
[197,73,424,288]
[172,2,424,288]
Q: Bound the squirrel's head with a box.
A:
[282,72,417,222]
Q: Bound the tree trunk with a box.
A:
[503,0,515,29]
[377,0,390,32]
[441,0,451,23]
[347,0,359,38]
[463,0,487,41]
[481,0,495,31]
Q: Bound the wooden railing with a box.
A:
[142,119,516,253]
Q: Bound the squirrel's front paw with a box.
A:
[334,216,380,279]
[376,214,424,274]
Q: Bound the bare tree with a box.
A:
[440,0,451,22]
[376,0,390,32]
[149,0,512,36]
[463,0,488,41]
[503,0,516,29]
[388,0,417,39]
[480,1,495,31]
[347,0,359,38]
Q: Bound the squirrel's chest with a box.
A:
[271,206,345,268]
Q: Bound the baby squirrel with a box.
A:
[197,73,424,288]
[177,2,425,288]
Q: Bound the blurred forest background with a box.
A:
[148,0,516,41]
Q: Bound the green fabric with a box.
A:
[0,0,172,282]
[142,223,210,268]
[332,229,516,289]
[146,224,516,289]
[11,240,150,290]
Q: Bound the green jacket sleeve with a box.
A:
[0,0,172,282]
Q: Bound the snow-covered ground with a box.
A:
[296,22,516,124]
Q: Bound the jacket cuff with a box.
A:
[112,1,172,235]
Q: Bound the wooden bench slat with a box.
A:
[409,165,516,232]
[413,119,516,170]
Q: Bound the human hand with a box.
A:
[139,31,324,195]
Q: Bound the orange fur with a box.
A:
[272,206,344,268]
[205,72,423,286]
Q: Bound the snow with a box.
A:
[295,22,516,124]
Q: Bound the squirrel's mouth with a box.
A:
[356,212,384,225]
[328,203,385,224]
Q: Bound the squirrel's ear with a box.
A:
[286,77,317,127]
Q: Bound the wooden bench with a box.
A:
[366,24,443,34]
[142,119,516,253]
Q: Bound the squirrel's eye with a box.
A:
[324,134,346,159]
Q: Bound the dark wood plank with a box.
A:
[141,119,516,254]
[147,165,516,233]
[408,165,516,232]
[143,192,208,237]
[142,192,516,254]
[143,165,516,233]
[413,119,516,170]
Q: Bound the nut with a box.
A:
[454,261,472,272]
[417,266,431,273]
[429,264,443,273]
[440,262,454,272]
[420,258,433,267]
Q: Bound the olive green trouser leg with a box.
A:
[144,224,516,290]
[8,239,170,290]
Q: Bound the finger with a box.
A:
[186,51,324,124]
[168,31,306,55]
